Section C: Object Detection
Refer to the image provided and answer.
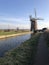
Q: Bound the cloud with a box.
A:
[0,22,30,29]
[0,16,30,28]
[0,16,49,29]
[0,16,29,22]
[0,17,23,22]
[38,21,49,29]
[0,16,30,29]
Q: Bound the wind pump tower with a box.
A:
[30,9,44,33]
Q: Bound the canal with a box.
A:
[0,34,31,57]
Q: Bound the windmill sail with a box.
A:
[34,8,37,18]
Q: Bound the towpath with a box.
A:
[34,33,49,65]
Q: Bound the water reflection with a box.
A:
[0,34,31,57]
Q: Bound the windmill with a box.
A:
[30,9,44,33]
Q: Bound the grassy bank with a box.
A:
[0,31,31,39]
[0,33,41,65]
[44,32,49,47]
[0,31,18,36]
[0,31,30,36]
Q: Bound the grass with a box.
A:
[0,31,30,36]
[0,33,41,65]
[42,31,49,48]
[44,32,49,47]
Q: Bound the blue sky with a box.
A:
[0,0,49,29]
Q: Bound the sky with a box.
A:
[0,0,49,29]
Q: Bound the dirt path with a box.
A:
[34,33,49,65]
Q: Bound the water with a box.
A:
[0,34,31,57]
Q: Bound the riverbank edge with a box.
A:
[0,33,41,65]
[0,32,32,39]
